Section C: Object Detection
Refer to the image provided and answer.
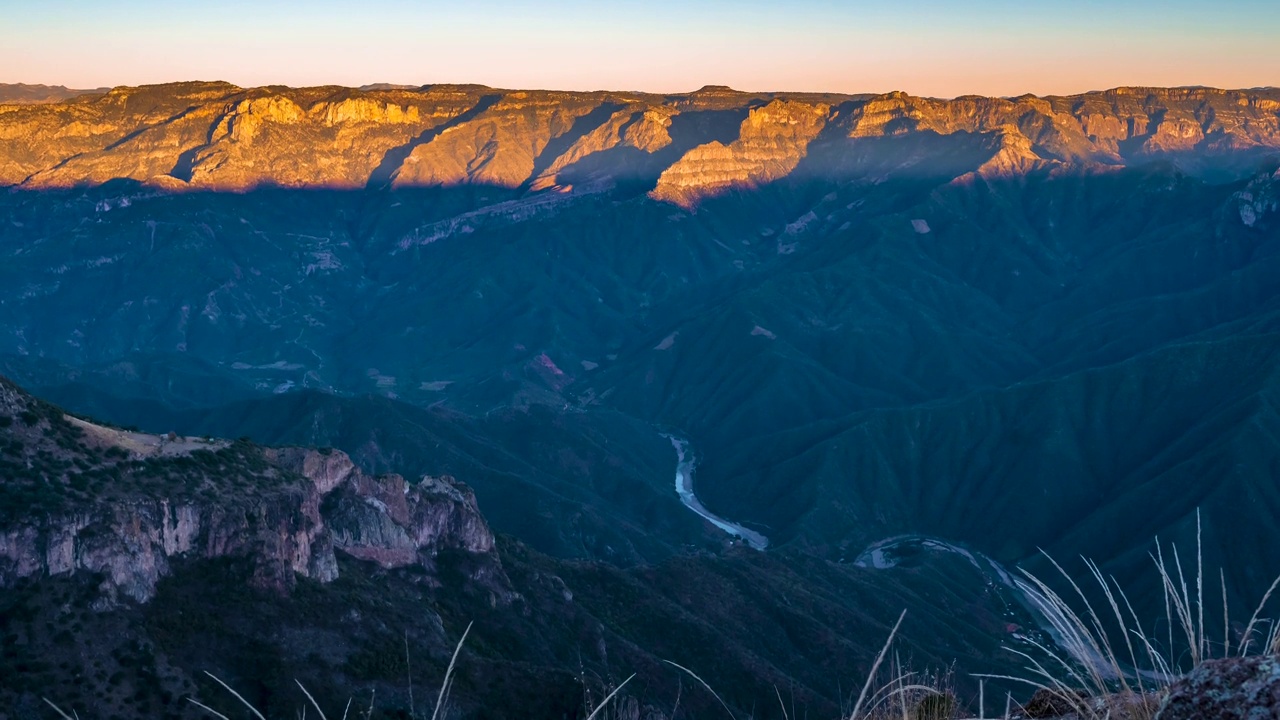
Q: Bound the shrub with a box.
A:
[913,693,955,720]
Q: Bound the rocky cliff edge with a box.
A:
[0,377,502,603]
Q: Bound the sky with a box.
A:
[2,0,1278,97]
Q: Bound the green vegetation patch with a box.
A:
[0,382,302,522]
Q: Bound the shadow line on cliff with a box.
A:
[366,94,503,189]
[526,102,627,183]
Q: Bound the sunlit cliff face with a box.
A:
[4,82,1280,206]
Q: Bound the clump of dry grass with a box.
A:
[979,511,1280,720]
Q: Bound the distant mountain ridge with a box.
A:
[0,82,109,105]
[3,82,1279,200]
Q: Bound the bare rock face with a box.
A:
[323,472,495,569]
[182,89,473,190]
[314,96,422,126]
[966,125,1058,181]
[2,82,1280,200]
[1234,168,1280,228]
[0,448,498,603]
[265,446,360,494]
[531,105,675,190]
[391,93,606,188]
[0,483,335,602]
[0,382,500,604]
[1156,655,1280,720]
[216,95,306,143]
[1140,114,1206,154]
[651,99,829,207]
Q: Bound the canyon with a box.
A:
[1,81,1279,718]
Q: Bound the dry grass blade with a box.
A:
[1169,544,1197,666]
[847,609,907,720]
[1196,511,1205,663]
[187,698,232,720]
[405,630,414,719]
[41,699,77,720]
[774,684,790,720]
[1157,541,1174,665]
[296,680,329,720]
[1116,581,1175,681]
[977,672,1096,720]
[1238,573,1280,656]
[430,621,473,720]
[203,671,268,720]
[1221,569,1230,657]
[584,674,637,720]
[662,659,738,720]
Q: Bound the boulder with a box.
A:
[1023,687,1085,718]
[1157,655,1280,720]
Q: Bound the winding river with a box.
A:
[855,535,1114,674]
[661,438,1107,672]
[664,434,769,550]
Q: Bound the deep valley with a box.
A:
[1,80,1279,718]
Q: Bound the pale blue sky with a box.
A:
[2,0,1277,96]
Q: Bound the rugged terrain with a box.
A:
[1,82,1279,717]
[0,378,1041,718]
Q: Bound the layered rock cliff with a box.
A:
[651,99,829,206]
[3,82,1278,204]
[0,377,499,603]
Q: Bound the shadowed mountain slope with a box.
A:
[0,378,1041,719]
[2,84,1279,714]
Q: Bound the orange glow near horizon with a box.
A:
[1,1,1278,98]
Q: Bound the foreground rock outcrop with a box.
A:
[1156,655,1280,720]
[0,377,500,603]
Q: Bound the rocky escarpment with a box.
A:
[0,483,338,604]
[1235,166,1280,227]
[323,471,494,570]
[651,99,829,207]
[3,82,1279,200]
[0,377,500,603]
